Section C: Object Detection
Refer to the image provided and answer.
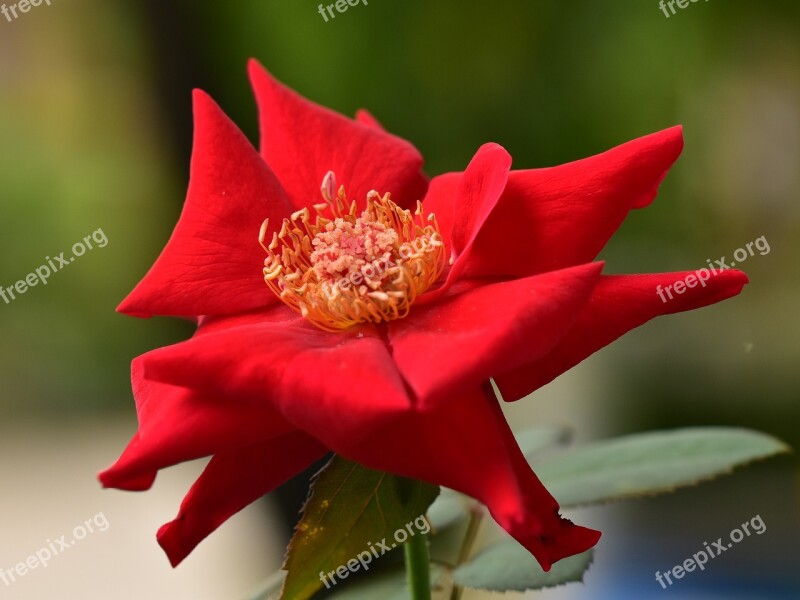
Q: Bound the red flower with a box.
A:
[99,60,748,571]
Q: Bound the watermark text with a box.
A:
[0,512,110,587]
[0,227,108,306]
[319,515,431,589]
[318,0,368,23]
[656,235,769,304]
[1,0,52,24]
[658,0,710,19]
[655,514,766,589]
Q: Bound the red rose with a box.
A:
[100,60,747,570]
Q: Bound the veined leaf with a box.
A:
[532,427,789,507]
[454,540,593,591]
[280,455,439,600]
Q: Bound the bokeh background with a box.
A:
[0,1,798,598]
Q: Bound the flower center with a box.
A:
[259,171,446,331]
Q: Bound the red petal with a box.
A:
[98,356,293,491]
[157,432,328,567]
[420,144,511,302]
[464,126,685,278]
[420,171,460,252]
[118,90,291,318]
[496,269,749,401]
[139,316,599,568]
[389,262,603,403]
[303,384,600,571]
[248,60,428,210]
[141,315,412,443]
[355,108,385,130]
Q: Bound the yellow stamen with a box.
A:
[258,171,446,331]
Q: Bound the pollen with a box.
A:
[259,171,446,331]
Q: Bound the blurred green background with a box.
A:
[0,1,797,598]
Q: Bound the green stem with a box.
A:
[404,530,432,600]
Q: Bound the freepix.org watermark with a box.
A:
[320,231,443,302]
[317,0,368,23]
[656,235,770,304]
[1,0,51,24]
[655,514,766,590]
[319,515,431,589]
[0,512,110,587]
[0,228,108,306]
[658,0,710,19]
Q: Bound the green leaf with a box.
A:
[515,425,573,458]
[327,564,445,599]
[454,540,593,592]
[533,427,790,507]
[280,456,440,600]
